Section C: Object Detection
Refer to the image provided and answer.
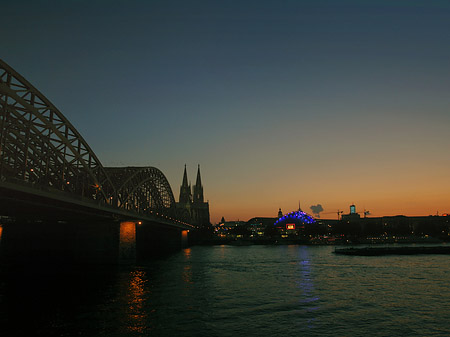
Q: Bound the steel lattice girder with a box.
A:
[0,59,116,203]
[0,59,180,221]
[105,167,176,214]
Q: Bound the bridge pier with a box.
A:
[181,230,189,248]
[136,222,188,258]
[119,221,137,263]
[0,218,191,265]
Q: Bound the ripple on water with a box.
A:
[1,245,450,336]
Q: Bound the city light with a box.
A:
[274,211,316,227]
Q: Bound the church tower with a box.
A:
[179,165,192,205]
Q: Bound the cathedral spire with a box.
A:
[193,164,204,203]
[179,165,192,204]
[182,164,189,187]
[195,164,202,188]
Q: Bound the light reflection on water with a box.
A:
[182,248,193,284]
[1,245,450,336]
[297,247,319,330]
[126,270,147,334]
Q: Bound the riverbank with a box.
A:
[198,235,445,246]
[334,245,450,256]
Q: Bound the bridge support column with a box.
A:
[119,221,136,263]
[181,230,189,248]
[136,222,185,258]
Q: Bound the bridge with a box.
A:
[0,59,195,263]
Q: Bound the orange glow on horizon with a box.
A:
[209,196,450,224]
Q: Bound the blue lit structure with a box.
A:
[274,210,316,228]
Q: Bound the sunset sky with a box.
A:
[2,0,450,223]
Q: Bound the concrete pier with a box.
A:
[119,221,137,263]
[0,218,190,264]
[136,221,186,258]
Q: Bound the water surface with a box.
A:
[1,245,449,336]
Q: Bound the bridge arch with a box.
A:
[0,59,116,202]
[105,166,177,215]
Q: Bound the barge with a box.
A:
[334,246,450,256]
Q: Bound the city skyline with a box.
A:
[2,0,449,223]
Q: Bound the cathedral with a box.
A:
[177,165,210,227]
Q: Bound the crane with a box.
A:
[321,210,344,220]
[359,210,371,218]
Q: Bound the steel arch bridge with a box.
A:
[0,59,183,224]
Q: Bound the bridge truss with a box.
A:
[0,59,182,222]
[105,166,177,216]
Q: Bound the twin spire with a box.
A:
[180,164,203,204]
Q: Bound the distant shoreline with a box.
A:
[334,246,450,256]
[199,235,445,246]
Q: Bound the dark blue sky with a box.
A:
[2,0,450,221]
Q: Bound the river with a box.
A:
[1,244,450,336]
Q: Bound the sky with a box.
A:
[2,0,450,223]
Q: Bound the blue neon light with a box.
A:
[274,210,316,226]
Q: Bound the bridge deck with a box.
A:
[0,180,193,230]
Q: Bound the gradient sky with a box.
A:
[2,0,450,223]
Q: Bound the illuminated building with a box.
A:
[273,210,317,237]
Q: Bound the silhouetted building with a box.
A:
[177,165,210,227]
[245,216,278,238]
